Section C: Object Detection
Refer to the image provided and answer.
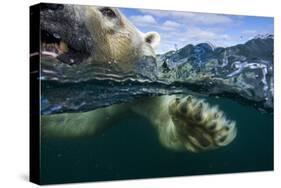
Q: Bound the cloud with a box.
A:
[129,14,182,31]
[190,13,233,25]
[161,20,181,30]
[156,27,232,53]
[139,9,233,26]
[241,30,258,39]
[129,15,157,26]
[185,27,230,42]
[241,30,257,35]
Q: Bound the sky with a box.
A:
[120,8,274,54]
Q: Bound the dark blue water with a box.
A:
[40,96,273,184]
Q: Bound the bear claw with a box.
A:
[169,96,237,152]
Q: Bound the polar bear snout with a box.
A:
[41,3,64,11]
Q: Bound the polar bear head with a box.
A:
[40,4,160,69]
[84,6,160,67]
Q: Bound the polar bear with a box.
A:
[41,5,237,152]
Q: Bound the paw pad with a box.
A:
[169,96,237,152]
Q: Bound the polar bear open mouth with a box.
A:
[40,4,92,64]
[41,29,89,64]
[41,30,67,58]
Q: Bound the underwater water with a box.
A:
[40,96,273,184]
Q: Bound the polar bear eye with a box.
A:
[99,7,116,18]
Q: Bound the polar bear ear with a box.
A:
[144,32,161,49]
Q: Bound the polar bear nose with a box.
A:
[41,3,64,11]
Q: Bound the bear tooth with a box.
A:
[59,41,69,53]
[41,51,58,58]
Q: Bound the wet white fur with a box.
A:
[42,95,237,153]
[83,6,160,68]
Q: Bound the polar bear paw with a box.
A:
[168,95,237,152]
